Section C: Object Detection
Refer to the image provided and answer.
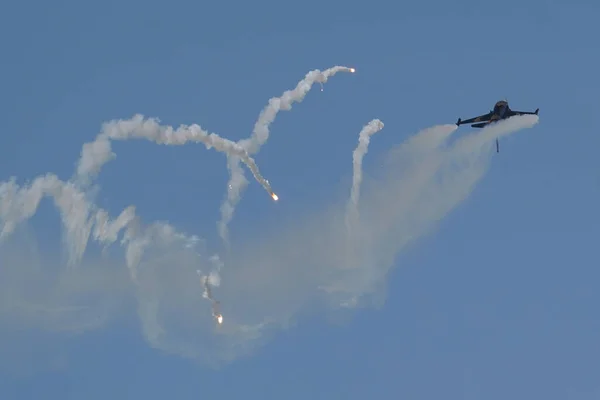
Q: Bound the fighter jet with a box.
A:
[456,100,539,152]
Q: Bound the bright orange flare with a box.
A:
[350,68,356,73]
[271,193,279,201]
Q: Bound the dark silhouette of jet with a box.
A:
[456,100,539,152]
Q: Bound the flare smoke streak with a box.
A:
[217,66,356,242]
[75,114,275,197]
[346,118,385,232]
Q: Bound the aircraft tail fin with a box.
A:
[535,108,539,115]
[456,118,462,126]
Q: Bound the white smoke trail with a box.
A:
[322,116,538,307]
[197,268,223,324]
[74,114,277,198]
[0,172,211,282]
[360,115,539,265]
[197,255,223,305]
[239,66,356,155]
[345,118,385,233]
[0,174,136,268]
[0,113,539,368]
[217,66,356,242]
[334,122,457,302]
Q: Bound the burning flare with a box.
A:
[197,270,224,325]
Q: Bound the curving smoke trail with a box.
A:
[345,118,385,233]
[0,174,136,268]
[217,66,356,242]
[75,114,277,199]
[0,172,213,283]
[238,66,356,156]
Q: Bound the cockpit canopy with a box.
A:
[493,100,508,111]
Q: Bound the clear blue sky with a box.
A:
[1,0,599,399]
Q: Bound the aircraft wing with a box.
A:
[508,108,539,116]
[456,112,492,126]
